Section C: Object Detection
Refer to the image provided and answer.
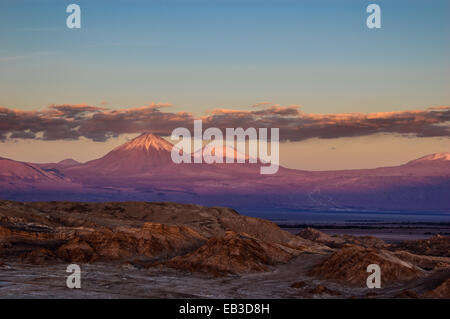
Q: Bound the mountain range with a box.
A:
[0,133,449,212]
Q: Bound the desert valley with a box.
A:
[0,200,449,298]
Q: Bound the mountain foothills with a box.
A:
[0,200,448,298]
[0,133,449,212]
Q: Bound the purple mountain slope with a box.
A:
[1,133,449,212]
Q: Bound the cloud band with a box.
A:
[0,103,449,142]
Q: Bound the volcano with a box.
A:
[66,133,178,176]
[64,132,268,185]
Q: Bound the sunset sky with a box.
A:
[0,0,449,170]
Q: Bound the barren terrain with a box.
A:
[0,200,448,299]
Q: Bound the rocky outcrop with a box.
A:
[56,238,96,263]
[297,228,387,249]
[164,230,300,276]
[309,244,423,286]
[337,235,387,249]
[423,278,450,298]
[297,228,345,247]
[308,285,340,296]
[0,200,316,269]
[0,222,206,263]
[392,250,450,271]
[18,249,57,264]
[393,235,450,257]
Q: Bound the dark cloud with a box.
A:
[0,104,193,142]
[202,106,450,141]
[9,131,36,139]
[0,103,449,142]
[47,104,106,119]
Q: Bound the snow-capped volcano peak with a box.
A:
[116,133,174,153]
[76,133,177,173]
[404,152,450,167]
[412,152,450,162]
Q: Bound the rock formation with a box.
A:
[309,244,423,286]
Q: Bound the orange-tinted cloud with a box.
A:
[0,103,449,142]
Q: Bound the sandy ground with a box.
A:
[1,253,444,299]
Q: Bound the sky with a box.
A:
[0,0,449,170]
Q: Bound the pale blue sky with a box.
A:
[0,0,449,114]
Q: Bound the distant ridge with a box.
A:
[0,134,449,212]
[57,158,81,167]
[0,157,68,184]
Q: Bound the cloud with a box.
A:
[0,103,449,142]
[9,131,36,139]
[252,102,273,108]
[202,105,450,141]
[47,104,107,119]
[0,103,190,142]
